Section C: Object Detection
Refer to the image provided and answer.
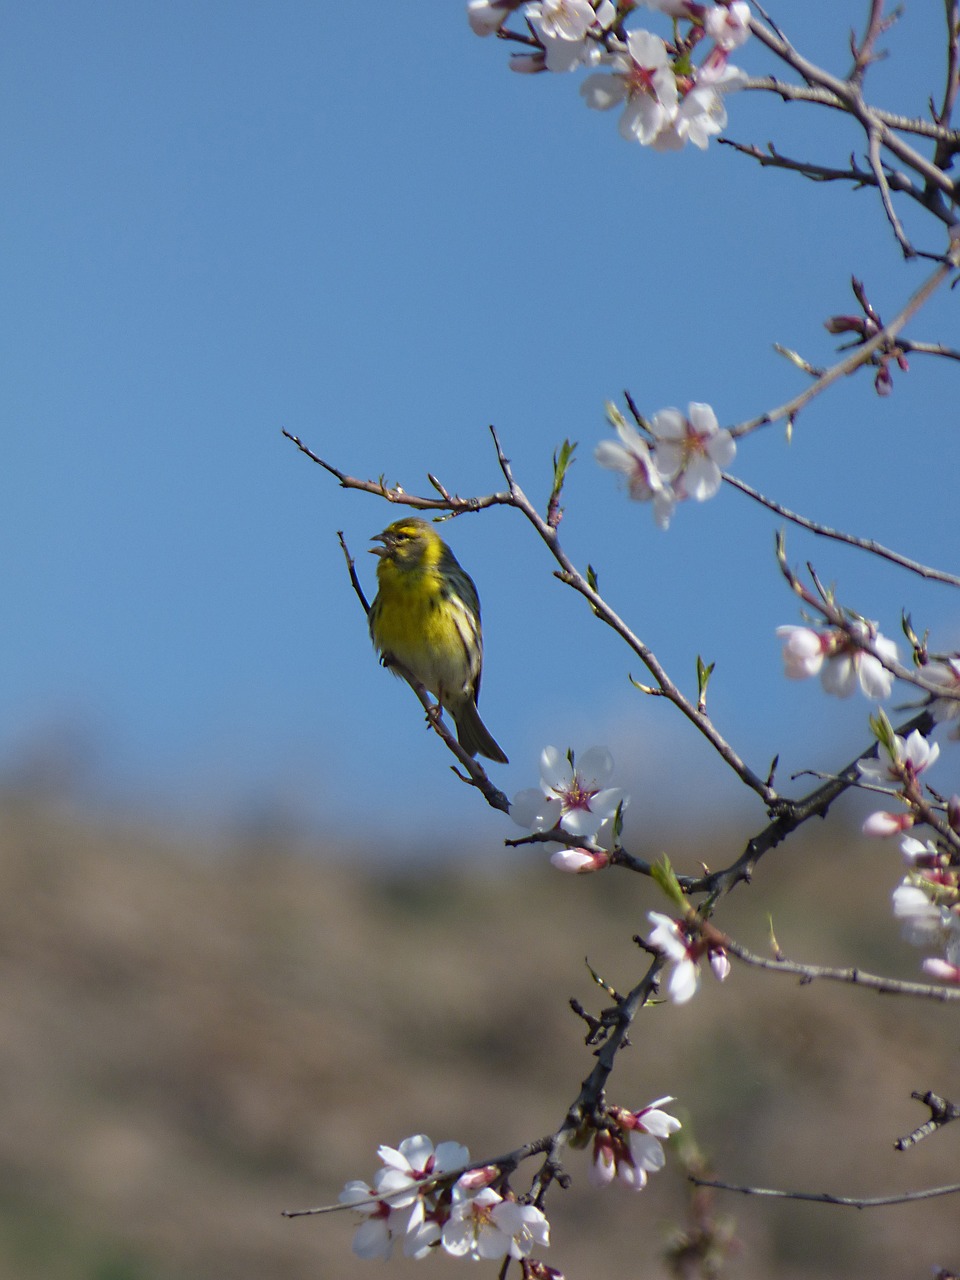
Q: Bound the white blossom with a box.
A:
[512,745,626,842]
[595,411,677,527]
[704,1,752,50]
[580,29,679,146]
[651,402,735,501]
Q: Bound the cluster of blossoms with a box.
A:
[468,1,750,151]
[596,401,736,528]
[586,1099,682,1189]
[340,1112,682,1266]
[892,833,960,984]
[646,911,730,1003]
[340,1135,551,1264]
[776,619,898,700]
[856,723,960,984]
[510,745,627,871]
[923,655,960,738]
[858,726,940,838]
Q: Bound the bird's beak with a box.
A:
[369,532,388,558]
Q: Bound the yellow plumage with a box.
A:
[368,517,508,764]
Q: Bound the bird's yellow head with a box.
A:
[370,517,443,572]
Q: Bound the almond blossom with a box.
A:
[341,1133,472,1261]
[776,622,898,700]
[646,911,729,1004]
[511,746,627,842]
[550,846,611,873]
[442,1185,550,1261]
[580,29,679,145]
[926,656,960,737]
[375,1134,471,1206]
[922,957,960,983]
[704,1,751,50]
[595,409,677,528]
[650,402,735,501]
[589,1098,682,1190]
[900,835,947,869]
[861,809,914,838]
[339,1180,398,1260]
[467,0,523,35]
[468,0,749,149]
[527,0,612,73]
[857,729,940,788]
[892,881,951,948]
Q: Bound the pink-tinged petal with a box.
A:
[375,1168,419,1205]
[679,453,721,501]
[646,912,689,962]
[376,1143,408,1171]
[626,28,670,69]
[339,1179,377,1210]
[352,1217,394,1260]
[396,1133,435,1171]
[589,1138,617,1187]
[441,1218,475,1257]
[900,835,934,863]
[862,810,912,838]
[904,730,938,772]
[577,746,615,784]
[511,788,561,831]
[560,806,605,838]
[777,626,825,679]
[550,848,609,873]
[628,1130,666,1172]
[706,428,736,467]
[653,486,677,528]
[580,70,628,110]
[617,1160,648,1190]
[540,745,574,790]
[474,1226,512,1260]
[433,1140,471,1172]
[594,0,616,27]
[667,957,700,1003]
[922,957,960,983]
[468,0,515,35]
[857,652,895,700]
[709,947,731,982]
[532,0,596,41]
[510,52,547,72]
[687,401,719,435]
[650,406,686,442]
[636,1105,681,1139]
[821,654,857,697]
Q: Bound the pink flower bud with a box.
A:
[862,810,914,838]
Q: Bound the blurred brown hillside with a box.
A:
[0,791,957,1280]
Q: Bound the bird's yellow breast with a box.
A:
[371,554,475,699]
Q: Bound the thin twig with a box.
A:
[866,119,914,255]
[748,17,957,198]
[690,1177,960,1208]
[896,1090,960,1149]
[281,429,512,515]
[678,710,935,897]
[732,256,958,438]
[486,428,780,808]
[723,936,960,1002]
[723,473,960,587]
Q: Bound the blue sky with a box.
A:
[3,3,958,846]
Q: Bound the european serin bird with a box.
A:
[368,516,508,764]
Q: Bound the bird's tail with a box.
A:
[454,700,508,764]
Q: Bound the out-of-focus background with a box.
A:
[3,801,960,1280]
[3,3,960,1277]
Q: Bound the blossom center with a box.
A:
[558,778,598,812]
